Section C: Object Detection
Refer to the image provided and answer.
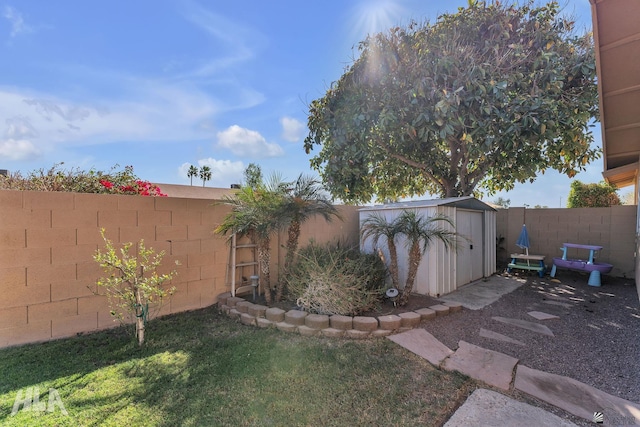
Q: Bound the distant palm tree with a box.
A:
[277,174,341,301]
[397,210,457,305]
[199,166,212,187]
[360,212,403,291]
[187,165,198,186]
[215,174,288,305]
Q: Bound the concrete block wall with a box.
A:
[496,205,636,278]
[0,190,361,348]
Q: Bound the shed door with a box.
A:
[456,210,484,287]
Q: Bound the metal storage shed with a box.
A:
[359,197,496,297]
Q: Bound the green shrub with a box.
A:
[567,180,621,208]
[286,241,387,315]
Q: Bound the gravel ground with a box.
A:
[422,270,640,405]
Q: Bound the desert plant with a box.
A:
[397,210,457,305]
[215,173,288,305]
[361,210,458,306]
[360,212,403,290]
[286,241,386,315]
[277,174,341,302]
[93,229,177,346]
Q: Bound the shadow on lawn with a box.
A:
[1,307,473,426]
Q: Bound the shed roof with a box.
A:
[359,196,496,212]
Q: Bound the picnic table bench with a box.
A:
[507,253,546,277]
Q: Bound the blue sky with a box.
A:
[1,0,614,207]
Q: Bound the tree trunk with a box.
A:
[135,288,145,346]
[257,238,272,305]
[278,220,300,302]
[399,243,422,306]
[387,239,400,289]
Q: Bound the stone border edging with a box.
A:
[216,292,462,339]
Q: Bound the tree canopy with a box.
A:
[304,1,599,203]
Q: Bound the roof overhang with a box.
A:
[590,0,640,188]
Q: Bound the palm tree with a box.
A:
[187,165,198,186]
[397,210,457,306]
[215,174,287,305]
[360,212,403,291]
[277,174,341,301]
[199,166,212,187]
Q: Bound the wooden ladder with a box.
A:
[226,233,259,297]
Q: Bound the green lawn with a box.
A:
[0,307,473,426]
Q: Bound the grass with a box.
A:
[0,306,474,426]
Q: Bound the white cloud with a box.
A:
[280,116,306,143]
[3,6,33,38]
[178,158,244,187]
[217,125,283,157]
[0,82,220,158]
[0,138,40,160]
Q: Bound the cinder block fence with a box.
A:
[0,188,635,349]
[0,189,360,348]
[496,206,636,278]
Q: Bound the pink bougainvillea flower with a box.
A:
[100,180,114,189]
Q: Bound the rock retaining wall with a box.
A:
[217,292,463,338]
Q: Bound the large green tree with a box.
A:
[304,1,599,203]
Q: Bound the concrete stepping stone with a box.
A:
[444,388,578,427]
[479,328,525,346]
[515,365,640,425]
[527,311,560,320]
[443,341,518,390]
[387,329,453,366]
[492,316,555,337]
[542,300,574,308]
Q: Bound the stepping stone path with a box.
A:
[444,389,579,427]
[515,365,640,425]
[542,300,574,308]
[479,328,525,346]
[387,329,453,365]
[388,329,640,425]
[527,311,560,320]
[443,341,518,390]
[492,316,555,337]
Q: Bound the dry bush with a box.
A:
[286,241,386,315]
